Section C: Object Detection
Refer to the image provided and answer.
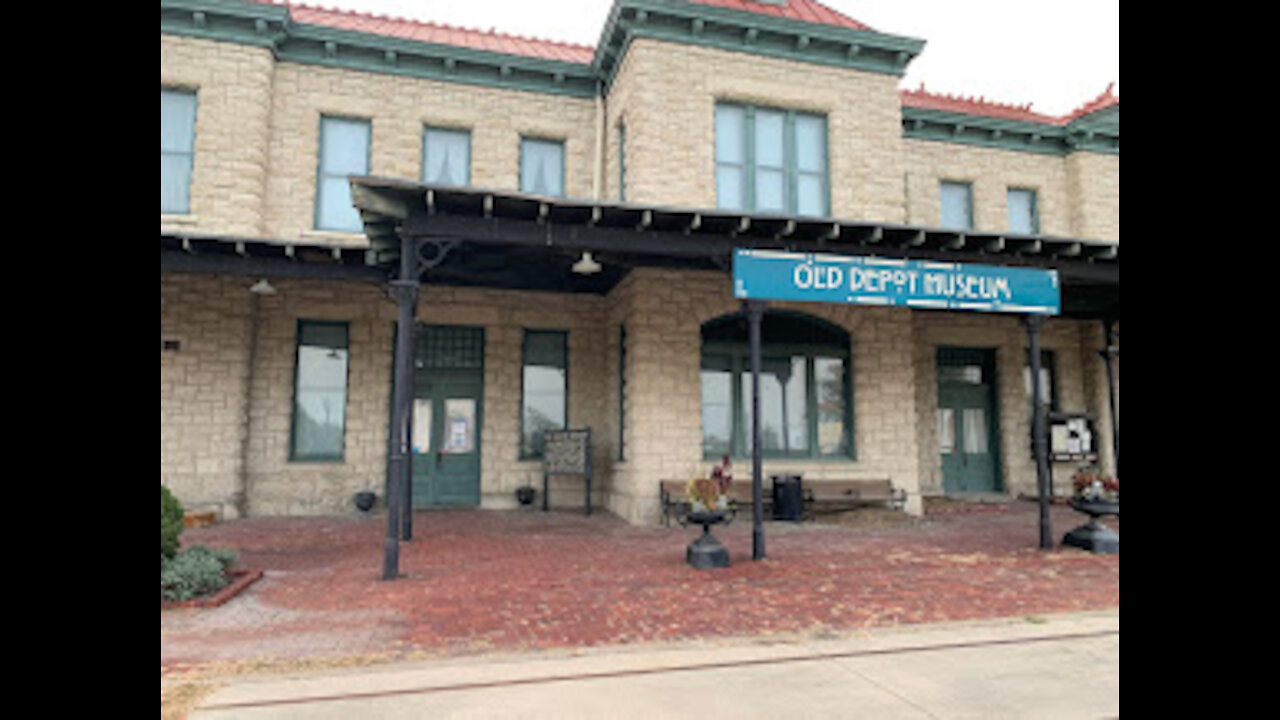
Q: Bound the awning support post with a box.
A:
[384,234,419,581]
[1025,314,1053,551]
[744,299,767,561]
[1101,319,1119,478]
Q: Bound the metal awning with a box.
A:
[351,177,1118,320]
[345,178,1120,577]
[160,231,388,284]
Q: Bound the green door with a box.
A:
[937,348,1001,494]
[409,326,484,508]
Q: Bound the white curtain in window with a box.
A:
[521,139,564,197]
[423,128,470,187]
[962,408,989,455]
[753,109,786,213]
[940,182,973,231]
[715,105,746,210]
[937,409,956,454]
[161,90,197,214]
[1007,188,1038,234]
[316,118,370,232]
[794,114,827,217]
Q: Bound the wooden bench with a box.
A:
[661,478,906,527]
[660,480,769,527]
[805,480,906,514]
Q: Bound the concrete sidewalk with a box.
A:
[191,611,1119,719]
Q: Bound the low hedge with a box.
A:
[161,485,184,560]
[161,546,238,603]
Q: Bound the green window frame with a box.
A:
[714,102,829,217]
[618,324,627,461]
[700,314,853,461]
[161,88,198,214]
[617,121,627,203]
[1007,187,1039,235]
[940,181,974,231]
[422,126,471,187]
[290,321,350,462]
[315,116,371,233]
[521,329,568,458]
[520,137,565,197]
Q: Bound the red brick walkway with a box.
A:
[161,501,1118,676]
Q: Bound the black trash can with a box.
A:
[772,475,804,522]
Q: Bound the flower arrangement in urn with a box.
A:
[1072,469,1119,504]
[687,456,733,513]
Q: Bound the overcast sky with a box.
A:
[307,0,1118,116]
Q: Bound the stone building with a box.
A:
[160,0,1119,526]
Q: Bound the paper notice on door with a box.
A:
[444,399,476,453]
[412,400,432,454]
[447,418,469,452]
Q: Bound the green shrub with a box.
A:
[161,485,184,560]
[161,546,238,602]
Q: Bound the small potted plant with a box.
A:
[1063,469,1119,554]
[1070,470,1119,512]
[683,457,734,569]
[686,456,733,517]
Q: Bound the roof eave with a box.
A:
[595,0,926,88]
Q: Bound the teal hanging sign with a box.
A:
[733,249,1060,316]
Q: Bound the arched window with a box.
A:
[701,312,852,459]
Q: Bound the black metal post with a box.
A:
[1025,314,1053,550]
[1101,319,1119,478]
[585,433,593,517]
[384,234,419,581]
[745,300,767,561]
[400,335,414,543]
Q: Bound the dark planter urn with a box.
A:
[353,491,377,513]
[516,486,537,507]
[1063,498,1119,554]
[686,510,731,570]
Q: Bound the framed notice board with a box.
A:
[542,429,592,515]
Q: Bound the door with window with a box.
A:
[937,348,1001,494]
[410,326,484,508]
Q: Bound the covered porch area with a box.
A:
[161,179,1118,577]
[350,178,1118,576]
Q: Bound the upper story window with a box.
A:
[521,138,565,197]
[715,103,828,217]
[1007,188,1039,235]
[940,181,973,230]
[161,89,198,214]
[315,116,370,233]
[422,127,470,187]
[617,122,627,203]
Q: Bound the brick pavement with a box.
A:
[161,500,1118,677]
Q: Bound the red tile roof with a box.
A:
[901,85,1059,124]
[1064,83,1119,123]
[690,0,873,32]
[260,1,597,65]
[902,84,1119,126]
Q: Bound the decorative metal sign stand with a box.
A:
[542,429,593,516]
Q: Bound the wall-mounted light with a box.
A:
[249,278,277,295]
[572,252,602,276]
